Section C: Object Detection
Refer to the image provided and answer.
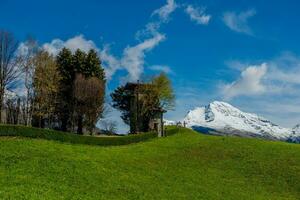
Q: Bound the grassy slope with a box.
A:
[0,127,299,200]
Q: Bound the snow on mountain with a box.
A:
[183,101,300,142]
[164,120,176,126]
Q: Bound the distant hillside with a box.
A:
[0,127,299,199]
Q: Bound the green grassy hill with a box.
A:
[0,127,299,200]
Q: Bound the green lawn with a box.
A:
[0,127,299,200]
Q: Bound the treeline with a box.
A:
[0,30,175,135]
[0,30,105,134]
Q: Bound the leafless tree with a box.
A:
[100,119,117,134]
[74,74,105,134]
[0,30,22,122]
[20,36,38,125]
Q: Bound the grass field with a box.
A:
[0,127,299,199]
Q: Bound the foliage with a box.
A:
[151,73,175,110]
[111,73,175,133]
[74,74,105,134]
[32,50,61,128]
[0,127,299,199]
[55,48,74,131]
[55,48,106,133]
[110,85,132,126]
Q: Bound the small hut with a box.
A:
[149,108,166,137]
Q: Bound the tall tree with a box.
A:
[72,49,105,134]
[56,48,106,133]
[32,50,61,128]
[56,48,73,131]
[74,74,105,134]
[0,30,22,122]
[20,36,39,125]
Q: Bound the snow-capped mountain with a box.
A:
[164,120,176,126]
[183,101,300,142]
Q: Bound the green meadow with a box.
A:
[0,127,299,200]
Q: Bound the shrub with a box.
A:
[0,124,157,146]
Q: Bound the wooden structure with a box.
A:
[149,108,166,137]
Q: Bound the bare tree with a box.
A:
[6,97,20,124]
[100,120,117,135]
[0,30,22,122]
[74,74,105,134]
[20,37,38,126]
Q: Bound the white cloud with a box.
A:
[99,45,121,81]
[222,9,256,35]
[121,33,166,81]
[101,34,167,82]
[222,53,300,100]
[42,39,64,55]
[152,0,178,22]
[185,5,211,25]
[149,65,173,74]
[43,35,97,56]
[267,53,300,85]
[104,0,175,82]
[41,0,211,82]
[223,63,267,99]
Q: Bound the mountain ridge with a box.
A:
[179,101,300,143]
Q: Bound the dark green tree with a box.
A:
[111,83,159,133]
[111,74,174,134]
[56,48,74,131]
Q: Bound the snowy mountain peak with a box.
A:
[184,101,300,142]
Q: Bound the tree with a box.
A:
[73,74,105,134]
[111,85,132,126]
[111,73,175,133]
[56,48,74,131]
[5,97,20,124]
[151,73,175,110]
[20,37,39,125]
[0,30,22,122]
[100,120,117,135]
[56,48,106,133]
[111,82,157,133]
[32,50,61,128]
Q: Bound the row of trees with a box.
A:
[0,30,105,134]
[0,29,175,135]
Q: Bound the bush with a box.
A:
[0,124,157,146]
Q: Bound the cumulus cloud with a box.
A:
[222,53,300,100]
[185,5,211,25]
[223,63,267,99]
[222,9,256,35]
[43,35,97,55]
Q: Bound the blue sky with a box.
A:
[2,0,300,132]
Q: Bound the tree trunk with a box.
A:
[0,88,4,123]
